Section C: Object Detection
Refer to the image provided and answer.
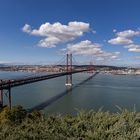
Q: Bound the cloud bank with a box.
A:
[61,40,120,61]
[22,21,90,48]
[108,29,140,53]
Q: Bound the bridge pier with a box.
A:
[8,88,11,109]
[0,89,3,108]
[0,80,3,108]
[0,88,12,109]
[8,80,12,109]
[65,53,72,87]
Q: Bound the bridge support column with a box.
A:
[8,80,12,109]
[65,53,72,87]
[8,88,11,109]
[0,80,3,108]
[0,90,3,108]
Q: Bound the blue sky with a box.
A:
[0,0,140,66]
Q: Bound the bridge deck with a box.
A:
[0,69,90,90]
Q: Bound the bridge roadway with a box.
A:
[0,69,91,90]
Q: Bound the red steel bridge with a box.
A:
[0,54,95,108]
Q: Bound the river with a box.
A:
[0,71,140,114]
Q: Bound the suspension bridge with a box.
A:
[0,54,97,109]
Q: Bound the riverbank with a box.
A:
[0,106,140,139]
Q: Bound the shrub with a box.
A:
[1,106,140,139]
[0,105,27,124]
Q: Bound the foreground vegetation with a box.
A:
[0,106,140,139]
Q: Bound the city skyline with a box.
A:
[0,0,140,67]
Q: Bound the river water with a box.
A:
[0,71,140,114]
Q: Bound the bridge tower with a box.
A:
[65,53,72,87]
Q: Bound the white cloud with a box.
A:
[108,29,140,53]
[100,52,120,60]
[38,37,60,48]
[65,40,102,55]
[92,30,96,34]
[117,30,140,38]
[61,40,121,62]
[108,29,140,45]
[108,36,133,45]
[126,44,140,53]
[124,44,140,49]
[22,21,90,48]
[128,48,140,52]
[111,55,118,59]
[96,57,105,61]
[113,29,117,33]
[114,52,120,55]
[22,24,31,33]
